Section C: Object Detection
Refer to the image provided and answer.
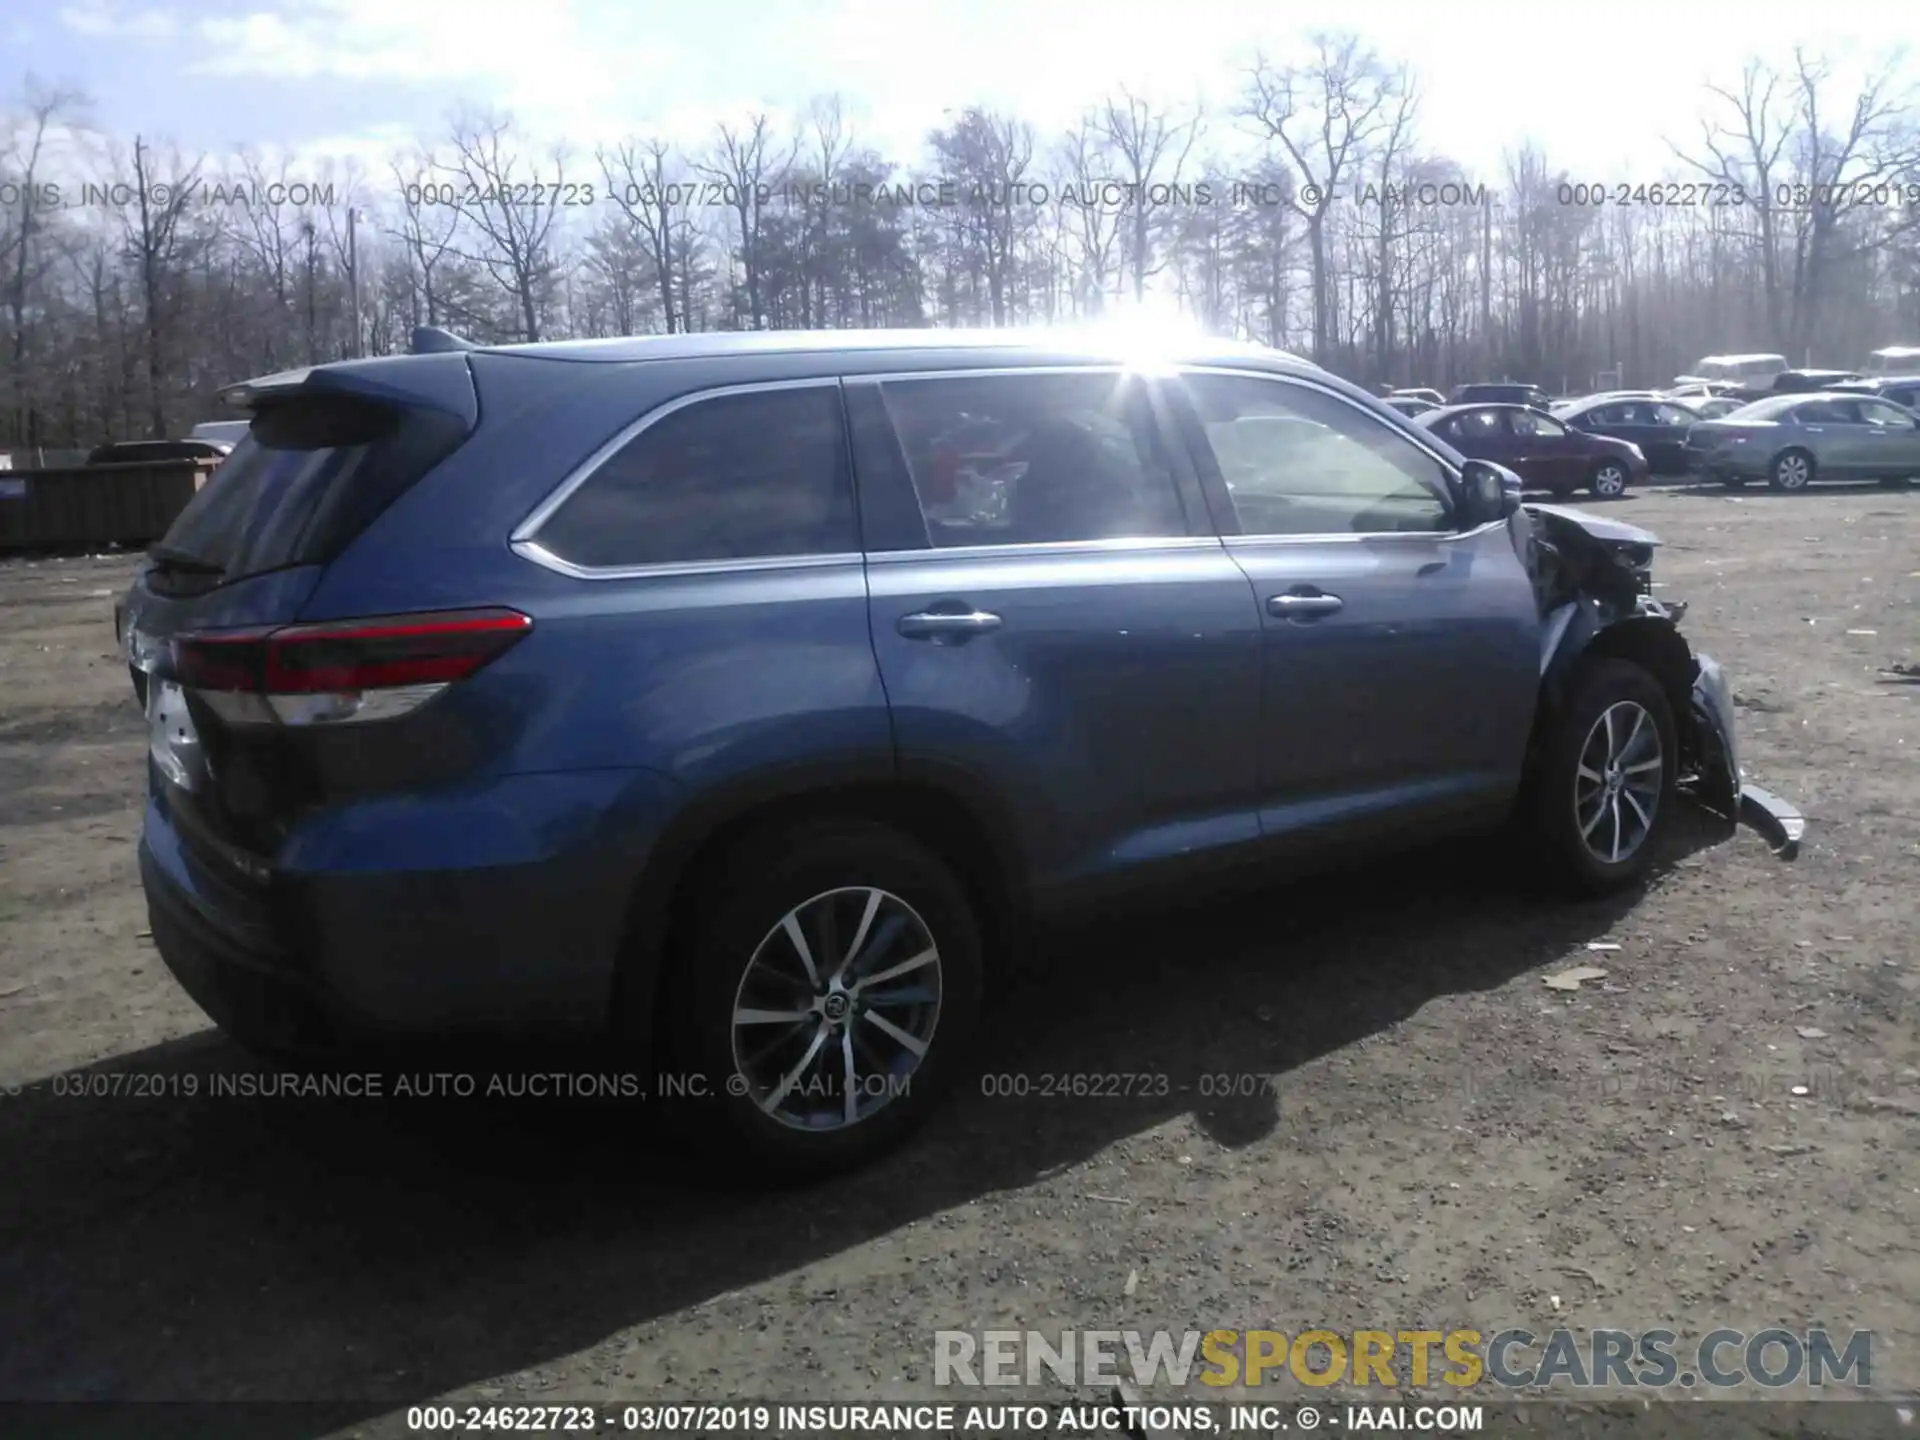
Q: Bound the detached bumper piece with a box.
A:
[1686,654,1806,860]
[1738,785,1806,860]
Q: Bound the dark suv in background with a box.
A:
[116,328,1777,1176]
[1448,382,1552,409]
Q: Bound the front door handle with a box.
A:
[1269,592,1344,620]
[897,609,1003,640]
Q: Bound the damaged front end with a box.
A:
[1519,503,1805,859]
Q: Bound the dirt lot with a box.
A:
[0,484,1915,1435]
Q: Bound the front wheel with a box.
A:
[1528,658,1678,895]
[1770,449,1814,491]
[661,818,984,1179]
[1589,461,1630,499]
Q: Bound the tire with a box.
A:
[1769,448,1814,491]
[659,818,984,1180]
[1528,658,1679,896]
[1589,461,1630,499]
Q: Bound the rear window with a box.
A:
[155,393,469,582]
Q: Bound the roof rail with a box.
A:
[412,326,477,354]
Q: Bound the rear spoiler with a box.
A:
[411,326,476,354]
[216,348,480,428]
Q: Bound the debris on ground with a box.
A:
[1544,966,1609,991]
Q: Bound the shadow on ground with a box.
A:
[0,812,1736,1430]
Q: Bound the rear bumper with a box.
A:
[139,766,684,1050]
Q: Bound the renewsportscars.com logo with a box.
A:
[933,1328,1872,1391]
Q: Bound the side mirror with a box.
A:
[1458,460,1522,526]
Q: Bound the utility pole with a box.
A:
[347,206,361,358]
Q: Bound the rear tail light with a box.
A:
[172,608,532,726]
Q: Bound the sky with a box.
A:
[6,0,1914,183]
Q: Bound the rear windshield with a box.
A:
[155,392,469,582]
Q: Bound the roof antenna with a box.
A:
[412,325,476,354]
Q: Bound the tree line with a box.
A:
[2,35,1918,451]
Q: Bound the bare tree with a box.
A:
[441,109,566,342]
[698,114,791,330]
[1243,34,1402,362]
[0,78,86,448]
[1090,88,1202,302]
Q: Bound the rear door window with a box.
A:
[871,371,1188,548]
[531,383,856,569]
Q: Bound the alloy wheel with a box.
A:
[1574,701,1664,865]
[729,886,943,1132]
[1592,464,1627,497]
[1774,453,1810,490]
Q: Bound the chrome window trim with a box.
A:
[509,358,1488,578]
[511,539,865,582]
[865,535,1222,565]
[1174,364,1465,543]
[512,366,1166,580]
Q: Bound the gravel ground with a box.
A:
[0,483,1914,1437]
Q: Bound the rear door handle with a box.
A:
[897,609,1003,640]
[1268,592,1344,620]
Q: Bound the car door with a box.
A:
[1646,403,1698,472]
[1794,399,1866,475]
[1853,397,1920,475]
[1166,368,1541,858]
[1505,407,1585,492]
[846,367,1266,903]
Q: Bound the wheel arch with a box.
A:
[1537,610,1700,767]
[609,759,1031,1057]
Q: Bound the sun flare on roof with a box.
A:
[1069,295,1206,373]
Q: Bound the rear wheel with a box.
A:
[1769,449,1814,491]
[1589,461,1630,499]
[1528,659,1678,895]
[661,819,984,1179]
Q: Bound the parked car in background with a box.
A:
[1389,387,1447,406]
[1831,374,1920,411]
[86,439,230,465]
[190,420,252,446]
[1384,395,1439,417]
[1756,369,1862,396]
[1664,381,1748,402]
[1553,396,1699,474]
[1686,392,1920,490]
[1419,402,1646,498]
[1448,382,1553,409]
[1863,345,1920,376]
[1673,354,1789,390]
[1673,395,1747,421]
[110,324,1783,1176]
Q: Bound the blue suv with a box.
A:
[116,328,1792,1176]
